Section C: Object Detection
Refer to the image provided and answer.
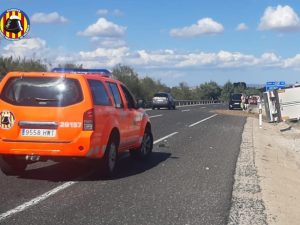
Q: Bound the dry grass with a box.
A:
[211,109,258,118]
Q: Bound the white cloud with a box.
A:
[78,47,129,67]
[283,54,300,68]
[126,50,185,68]
[176,52,216,67]
[3,37,300,72]
[170,18,224,37]
[96,9,123,17]
[2,38,48,59]
[78,18,126,38]
[96,9,109,16]
[61,49,300,71]
[258,5,300,31]
[123,50,287,70]
[236,23,248,31]
[31,12,68,24]
[79,47,128,58]
[260,52,281,64]
[112,9,123,17]
[91,37,127,48]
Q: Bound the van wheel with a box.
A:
[101,137,118,178]
[130,128,153,160]
[0,155,27,176]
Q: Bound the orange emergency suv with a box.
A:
[0,68,153,177]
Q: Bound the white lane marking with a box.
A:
[201,107,206,109]
[181,109,190,112]
[149,114,163,119]
[154,132,178,144]
[188,114,218,128]
[0,181,77,222]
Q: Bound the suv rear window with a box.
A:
[1,77,83,107]
[87,79,111,106]
[231,94,242,101]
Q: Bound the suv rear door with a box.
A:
[87,79,113,144]
[106,81,132,149]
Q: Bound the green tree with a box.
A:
[140,76,158,101]
[245,87,262,96]
[220,81,234,101]
[179,82,193,100]
[57,63,83,69]
[233,82,246,93]
[112,64,143,99]
[144,78,170,100]
[0,57,47,80]
[170,86,183,100]
[198,81,221,100]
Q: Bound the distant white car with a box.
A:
[152,92,176,110]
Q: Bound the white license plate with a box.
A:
[234,103,240,105]
[21,129,56,137]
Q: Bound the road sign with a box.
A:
[266,81,285,91]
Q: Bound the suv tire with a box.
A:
[0,155,27,175]
[130,128,153,160]
[101,136,118,178]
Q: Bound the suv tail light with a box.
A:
[83,108,94,131]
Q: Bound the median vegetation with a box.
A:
[0,57,261,101]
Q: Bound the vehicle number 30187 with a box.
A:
[59,122,82,128]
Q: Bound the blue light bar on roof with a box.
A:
[51,68,111,76]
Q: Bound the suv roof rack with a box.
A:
[51,68,112,77]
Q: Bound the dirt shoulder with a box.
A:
[218,109,300,225]
[254,118,300,225]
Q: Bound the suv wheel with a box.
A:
[130,128,153,160]
[0,155,27,175]
[102,137,118,177]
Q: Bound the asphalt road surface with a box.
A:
[0,104,246,225]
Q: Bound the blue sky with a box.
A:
[1,0,300,86]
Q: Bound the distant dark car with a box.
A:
[152,92,176,110]
[229,93,242,110]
